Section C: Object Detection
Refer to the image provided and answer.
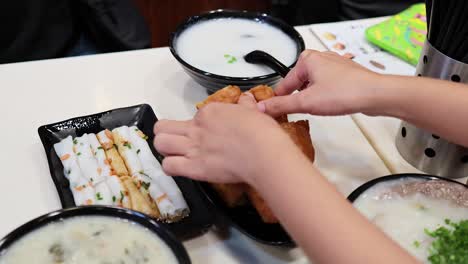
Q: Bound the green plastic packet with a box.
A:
[365,3,427,65]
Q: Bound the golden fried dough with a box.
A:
[245,186,278,224]
[280,120,315,162]
[211,183,246,207]
[121,176,160,218]
[96,130,129,176]
[196,85,242,109]
[249,85,288,123]
[249,85,275,102]
[197,84,316,224]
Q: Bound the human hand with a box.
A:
[258,50,382,117]
[153,93,292,185]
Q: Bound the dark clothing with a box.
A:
[340,0,423,20]
[0,0,78,64]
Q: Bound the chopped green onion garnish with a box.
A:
[141,182,151,190]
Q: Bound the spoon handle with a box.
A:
[244,50,290,77]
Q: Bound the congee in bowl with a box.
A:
[175,18,297,78]
[170,10,305,93]
[0,206,190,264]
[349,174,468,263]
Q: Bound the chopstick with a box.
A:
[426,0,432,33]
[438,0,458,55]
[446,1,468,58]
[427,0,440,45]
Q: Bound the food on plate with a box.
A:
[197,84,315,224]
[129,126,189,221]
[353,178,468,263]
[73,134,113,205]
[249,84,275,101]
[54,136,95,206]
[245,186,278,223]
[54,126,190,222]
[74,134,106,184]
[105,174,131,208]
[0,216,178,264]
[196,85,242,109]
[112,127,144,177]
[97,130,129,176]
[175,17,298,77]
[248,84,288,123]
[112,126,160,215]
[280,121,315,162]
[121,176,160,218]
[211,183,246,208]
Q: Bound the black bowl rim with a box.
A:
[169,9,306,82]
[0,206,191,264]
[197,182,295,247]
[347,173,468,202]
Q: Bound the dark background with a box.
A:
[132,0,420,47]
[132,0,340,47]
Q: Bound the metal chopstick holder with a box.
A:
[395,40,468,179]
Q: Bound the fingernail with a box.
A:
[257,102,266,112]
[243,92,254,98]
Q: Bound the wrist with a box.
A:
[361,74,407,118]
[245,128,309,189]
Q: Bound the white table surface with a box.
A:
[0,25,391,263]
[305,19,468,183]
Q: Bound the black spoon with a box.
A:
[244,50,290,77]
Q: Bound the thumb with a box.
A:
[257,93,305,117]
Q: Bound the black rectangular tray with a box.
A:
[38,104,214,240]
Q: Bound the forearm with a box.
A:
[250,143,417,263]
[371,75,468,147]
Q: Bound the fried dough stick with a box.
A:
[249,85,288,123]
[197,85,315,223]
[121,176,160,218]
[246,120,315,223]
[97,129,129,176]
[196,85,247,207]
[280,120,315,162]
[196,85,242,109]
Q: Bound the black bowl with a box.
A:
[348,173,468,202]
[0,206,191,264]
[169,9,305,94]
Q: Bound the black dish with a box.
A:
[0,206,191,264]
[198,182,295,247]
[348,173,468,202]
[169,9,305,94]
[37,104,214,240]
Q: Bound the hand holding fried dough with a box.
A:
[153,88,417,263]
[154,94,289,184]
[257,50,379,117]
